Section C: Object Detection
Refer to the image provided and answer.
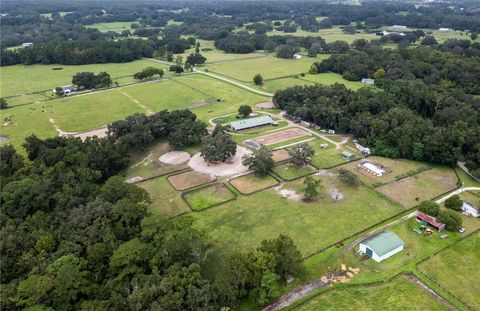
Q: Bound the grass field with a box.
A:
[376,167,458,208]
[418,232,480,309]
[340,156,433,187]
[310,143,360,169]
[193,173,404,256]
[229,174,279,194]
[207,56,318,82]
[86,21,135,33]
[183,183,236,211]
[292,275,449,311]
[267,26,379,44]
[300,73,371,90]
[262,77,316,92]
[273,163,316,180]
[0,60,167,105]
[138,176,190,218]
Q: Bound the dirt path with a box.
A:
[406,273,459,311]
[260,279,329,311]
[118,90,153,115]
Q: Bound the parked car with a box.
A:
[458,227,465,233]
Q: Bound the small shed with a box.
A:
[228,115,277,131]
[359,231,404,262]
[293,53,302,59]
[415,211,446,231]
[22,42,34,47]
[341,151,355,161]
[360,162,385,176]
[361,78,375,85]
[462,201,479,217]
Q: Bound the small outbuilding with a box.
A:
[361,78,375,85]
[439,28,453,32]
[228,115,277,131]
[415,211,446,231]
[22,42,34,47]
[462,201,479,217]
[360,162,385,176]
[341,151,355,161]
[52,85,76,95]
[359,231,404,262]
[293,53,302,60]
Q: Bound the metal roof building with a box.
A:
[359,231,404,262]
[228,115,277,131]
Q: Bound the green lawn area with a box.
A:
[292,275,449,311]
[418,232,480,310]
[458,190,480,206]
[229,174,279,194]
[137,176,190,218]
[193,173,405,256]
[0,105,57,152]
[207,56,318,82]
[0,60,167,106]
[86,21,135,33]
[376,167,459,208]
[454,166,480,188]
[45,89,145,132]
[183,183,236,211]
[273,163,316,180]
[310,143,360,169]
[267,26,379,44]
[300,73,372,90]
[339,156,434,187]
[262,77,315,92]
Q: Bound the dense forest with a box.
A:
[0,110,304,310]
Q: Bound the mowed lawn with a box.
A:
[207,56,318,82]
[0,60,167,105]
[86,21,135,33]
[45,89,145,132]
[301,73,371,90]
[266,26,379,44]
[193,174,404,256]
[376,167,458,207]
[293,275,449,311]
[419,232,480,309]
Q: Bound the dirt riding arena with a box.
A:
[188,146,252,177]
[271,149,292,163]
[159,151,191,165]
[167,170,215,191]
[251,128,309,146]
[73,126,108,140]
[255,101,275,109]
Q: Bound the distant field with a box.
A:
[293,275,448,311]
[419,232,480,310]
[86,21,135,33]
[301,73,371,90]
[0,60,167,106]
[376,167,458,207]
[267,26,379,44]
[193,173,404,255]
[207,56,318,82]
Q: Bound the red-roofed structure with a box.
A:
[415,211,446,231]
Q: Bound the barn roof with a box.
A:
[415,212,446,230]
[229,115,276,130]
[360,231,404,257]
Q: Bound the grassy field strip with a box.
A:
[272,137,316,149]
[117,90,153,115]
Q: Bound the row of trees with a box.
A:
[72,71,112,89]
[133,67,164,80]
[272,82,480,178]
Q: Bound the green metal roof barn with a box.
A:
[228,115,277,131]
[359,231,404,262]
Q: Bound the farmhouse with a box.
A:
[342,151,355,161]
[359,231,404,262]
[390,25,408,31]
[52,85,76,95]
[361,78,375,85]
[293,53,302,59]
[462,201,479,217]
[439,27,453,32]
[359,162,385,176]
[228,115,277,131]
[415,211,446,231]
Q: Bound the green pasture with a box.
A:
[138,176,190,218]
[262,77,315,92]
[292,275,448,311]
[44,89,145,132]
[207,56,318,82]
[86,22,135,33]
[273,163,316,180]
[267,26,379,44]
[193,173,404,256]
[183,183,236,211]
[0,105,57,152]
[310,142,360,169]
[0,60,167,106]
[419,232,480,309]
[301,73,370,90]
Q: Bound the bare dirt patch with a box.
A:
[275,184,304,201]
[252,128,309,146]
[0,136,9,143]
[271,149,292,163]
[188,146,252,177]
[159,151,191,165]
[330,188,344,201]
[255,101,275,109]
[168,170,215,191]
[126,176,143,184]
[73,126,108,140]
[230,174,279,194]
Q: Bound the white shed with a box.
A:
[359,231,404,262]
[462,201,479,217]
